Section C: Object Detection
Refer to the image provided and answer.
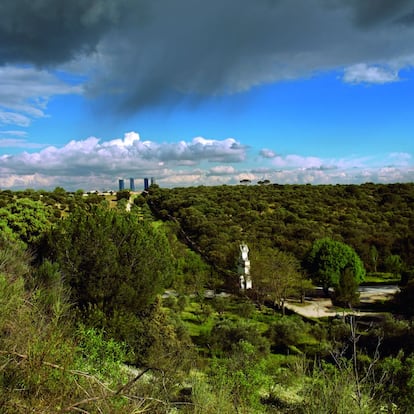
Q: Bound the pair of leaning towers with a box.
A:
[238,243,252,291]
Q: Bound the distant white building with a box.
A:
[238,243,252,290]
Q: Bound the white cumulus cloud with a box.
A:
[1,132,413,190]
[343,63,400,84]
[259,149,277,159]
[271,154,323,169]
[207,165,236,176]
[0,132,247,189]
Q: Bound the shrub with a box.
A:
[209,319,270,357]
[267,315,308,351]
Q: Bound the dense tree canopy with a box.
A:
[305,238,366,297]
[0,197,54,245]
[44,206,174,317]
[148,183,414,277]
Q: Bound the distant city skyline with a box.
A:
[0,1,413,190]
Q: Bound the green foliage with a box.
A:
[267,315,309,351]
[170,237,212,293]
[306,238,365,295]
[332,266,360,307]
[0,219,190,413]
[0,234,30,278]
[187,373,235,414]
[209,318,270,357]
[76,325,129,383]
[116,189,130,201]
[133,194,146,207]
[30,260,71,324]
[45,205,173,318]
[364,272,399,284]
[384,254,404,278]
[301,360,381,414]
[369,245,379,273]
[251,246,312,312]
[0,197,54,246]
[373,351,414,410]
[2,185,414,412]
[208,340,269,411]
[0,243,74,411]
[148,183,414,276]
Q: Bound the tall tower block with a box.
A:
[119,179,125,191]
[129,178,135,191]
[144,177,149,191]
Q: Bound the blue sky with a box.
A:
[0,0,413,190]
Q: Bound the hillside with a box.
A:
[2,185,414,413]
[147,183,414,282]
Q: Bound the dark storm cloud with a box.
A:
[348,0,414,27]
[2,0,414,110]
[88,0,414,109]
[0,0,145,65]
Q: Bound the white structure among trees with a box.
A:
[238,243,252,290]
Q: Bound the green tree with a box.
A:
[51,186,67,203]
[2,198,54,245]
[0,233,174,414]
[370,245,379,273]
[44,206,173,319]
[332,266,360,307]
[251,247,311,314]
[267,314,309,350]
[306,238,365,296]
[384,254,404,279]
[116,189,130,201]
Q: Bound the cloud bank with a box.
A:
[0,132,247,189]
[1,0,414,113]
[1,132,412,190]
[0,1,412,189]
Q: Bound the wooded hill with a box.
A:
[147,182,414,283]
[1,184,414,413]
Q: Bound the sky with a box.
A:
[0,0,414,191]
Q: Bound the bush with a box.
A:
[76,325,129,384]
[209,319,270,357]
[267,315,308,351]
[0,239,181,413]
[116,189,130,201]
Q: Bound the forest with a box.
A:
[1,183,414,413]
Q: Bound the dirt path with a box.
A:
[285,285,399,318]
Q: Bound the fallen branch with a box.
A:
[114,367,151,395]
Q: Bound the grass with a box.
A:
[180,301,216,337]
[165,294,348,361]
[363,272,400,284]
